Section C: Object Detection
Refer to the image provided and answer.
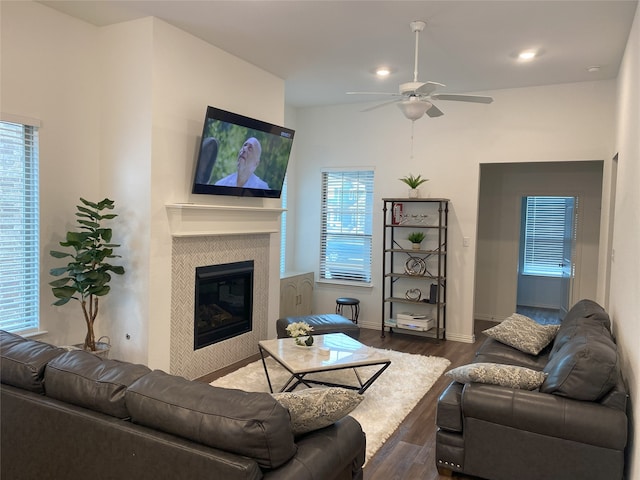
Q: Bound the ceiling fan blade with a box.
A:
[426,104,444,118]
[431,93,494,104]
[346,91,400,96]
[361,98,400,112]
[415,81,445,96]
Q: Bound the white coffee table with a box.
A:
[258,333,391,394]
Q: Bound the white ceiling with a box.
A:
[40,0,638,108]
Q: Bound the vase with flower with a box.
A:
[285,321,314,347]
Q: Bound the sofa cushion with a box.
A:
[541,333,619,401]
[483,313,560,355]
[0,330,66,393]
[550,299,612,358]
[475,337,549,371]
[126,370,296,469]
[446,363,547,390]
[272,387,363,435]
[561,299,611,330]
[44,350,151,418]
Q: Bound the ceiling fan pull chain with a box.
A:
[409,120,415,159]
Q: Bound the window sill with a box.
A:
[18,329,49,339]
[521,272,563,278]
[317,279,373,288]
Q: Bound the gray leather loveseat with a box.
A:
[1,330,366,480]
[436,299,628,480]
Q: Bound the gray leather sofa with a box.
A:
[436,299,628,480]
[1,330,365,480]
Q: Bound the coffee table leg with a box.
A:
[259,346,308,392]
[258,345,275,393]
[356,361,391,394]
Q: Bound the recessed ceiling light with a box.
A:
[376,67,391,77]
[587,65,601,73]
[518,50,537,61]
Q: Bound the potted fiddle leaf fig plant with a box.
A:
[49,198,125,352]
[399,174,429,197]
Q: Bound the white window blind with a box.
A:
[320,170,374,284]
[522,196,573,277]
[0,121,40,333]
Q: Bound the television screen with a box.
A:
[192,106,295,198]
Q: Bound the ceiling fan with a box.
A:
[347,20,493,120]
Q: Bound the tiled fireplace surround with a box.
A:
[166,204,282,379]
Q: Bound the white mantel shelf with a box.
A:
[166,203,285,237]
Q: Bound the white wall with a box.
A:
[610,4,640,478]
[145,18,286,370]
[2,3,286,369]
[98,18,154,364]
[1,2,101,345]
[291,80,615,341]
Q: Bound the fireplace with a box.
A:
[194,260,254,350]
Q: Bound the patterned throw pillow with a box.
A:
[272,387,363,435]
[446,363,547,390]
[483,313,560,355]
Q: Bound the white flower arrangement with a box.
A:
[285,321,314,346]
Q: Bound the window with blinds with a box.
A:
[320,169,374,284]
[0,120,40,333]
[521,195,575,277]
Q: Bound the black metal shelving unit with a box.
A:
[381,198,449,340]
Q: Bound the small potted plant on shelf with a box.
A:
[408,231,426,249]
[49,198,125,355]
[399,174,429,198]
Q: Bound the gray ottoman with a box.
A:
[276,314,360,340]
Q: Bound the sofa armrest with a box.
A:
[462,383,627,450]
[264,416,365,480]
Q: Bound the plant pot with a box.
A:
[294,335,314,347]
[408,188,419,198]
[66,336,111,359]
[412,243,421,250]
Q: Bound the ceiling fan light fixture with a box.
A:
[397,99,431,120]
[517,49,537,61]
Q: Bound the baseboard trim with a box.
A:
[445,332,475,344]
[474,312,511,322]
[361,321,475,344]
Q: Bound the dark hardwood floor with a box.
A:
[198,321,494,480]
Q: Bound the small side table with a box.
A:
[335,297,360,324]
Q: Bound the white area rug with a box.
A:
[211,348,450,462]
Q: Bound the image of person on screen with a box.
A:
[195,137,219,184]
[215,137,269,189]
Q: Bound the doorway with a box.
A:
[473,161,603,326]
[516,195,577,324]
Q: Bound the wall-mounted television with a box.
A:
[192,106,295,199]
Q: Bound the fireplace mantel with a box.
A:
[166,203,284,237]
